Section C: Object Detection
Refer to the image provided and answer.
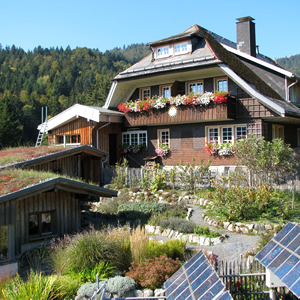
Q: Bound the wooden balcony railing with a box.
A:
[125,97,236,126]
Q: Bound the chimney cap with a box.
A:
[236,16,255,23]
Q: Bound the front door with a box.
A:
[109,134,117,165]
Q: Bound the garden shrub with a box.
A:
[146,239,186,261]
[194,225,220,238]
[112,159,129,189]
[53,275,81,299]
[118,202,166,221]
[76,282,98,299]
[126,255,180,290]
[159,217,196,233]
[105,276,136,297]
[150,167,167,192]
[50,227,130,277]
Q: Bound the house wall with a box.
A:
[48,117,97,145]
[0,190,81,257]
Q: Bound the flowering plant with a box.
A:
[118,91,230,113]
[155,144,169,157]
[119,143,145,155]
[204,140,233,156]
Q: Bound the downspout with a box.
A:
[286,77,298,102]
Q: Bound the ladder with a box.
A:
[35,120,48,147]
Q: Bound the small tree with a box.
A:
[233,135,298,188]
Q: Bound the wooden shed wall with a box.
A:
[0,200,16,226]
[14,191,80,256]
[48,117,97,145]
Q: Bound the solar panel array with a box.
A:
[164,250,232,300]
[256,222,300,298]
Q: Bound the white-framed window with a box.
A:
[140,87,151,100]
[272,124,284,140]
[215,77,228,92]
[157,46,170,58]
[206,125,247,144]
[160,85,171,98]
[187,80,204,94]
[158,129,170,147]
[174,42,188,54]
[122,130,147,148]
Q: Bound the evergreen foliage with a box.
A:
[276,54,300,76]
[0,44,150,147]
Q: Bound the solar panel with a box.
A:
[256,222,300,298]
[164,250,233,300]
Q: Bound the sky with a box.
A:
[1,0,299,59]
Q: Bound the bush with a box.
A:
[105,276,136,297]
[50,227,130,277]
[0,271,61,300]
[54,275,81,299]
[194,225,220,238]
[148,204,187,225]
[159,217,196,233]
[126,255,180,290]
[146,239,186,261]
[77,282,98,299]
[118,202,166,221]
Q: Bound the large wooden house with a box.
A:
[39,17,300,169]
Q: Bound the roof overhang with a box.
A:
[38,104,124,131]
[219,63,286,116]
[0,177,118,204]
[0,145,108,170]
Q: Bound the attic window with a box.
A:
[174,42,188,55]
[157,46,170,58]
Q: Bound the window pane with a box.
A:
[123,134,130,144]
[71,135,77,143]
[189,82,203,94]
[65,135,70,143]
[222,127,232,143]
[142,89,150,100]
[160,131,169,146]
[139,133,147,146]
[236,126,247,140]
[29,214,39,236]
[0,226,9,260]
[208,128,218,141]
[163,87,170,98]
[131,133,138,145]
[78,135,80,143]
[58,136,63,144]
[42,213,52,235]
[217,79,227,92]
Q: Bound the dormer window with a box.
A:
[174,42,188,55]
[157,46,170,58]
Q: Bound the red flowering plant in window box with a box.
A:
[204,140,219,155]
[213,91,229,103]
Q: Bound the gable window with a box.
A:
[122,130,147,148]
[140,87,151,100]
[158,129,170,147]
[157,46,170,58]
[187,81,204,94]
[272,124,284,140]
[174,42,188,54]
[160,85,171,98]
[29,211,55,239]
[0,225,9,260]
[215,77,228,92]
[206,125,247,144]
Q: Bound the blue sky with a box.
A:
[1,0,299,59]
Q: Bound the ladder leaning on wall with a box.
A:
[35,107,48,147]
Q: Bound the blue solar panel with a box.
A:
[164,250,233,300]
[256,222,300,298]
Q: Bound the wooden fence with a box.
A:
[215,258,269,299]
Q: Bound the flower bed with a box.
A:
[118,91,229,113]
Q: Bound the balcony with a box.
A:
[125,97,236,126]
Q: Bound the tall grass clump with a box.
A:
[50,227,130,279]
[129,226,149,265]
[0,271,62,300]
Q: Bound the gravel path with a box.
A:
[185,205,260,262]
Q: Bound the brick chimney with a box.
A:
[236,16,256,57]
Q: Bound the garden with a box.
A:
[1,136,300,299]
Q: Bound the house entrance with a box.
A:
[109,134,117,165]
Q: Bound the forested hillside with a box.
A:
[0,44,150,148]
[276,54,300,76]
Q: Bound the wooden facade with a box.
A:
[124,99,236,127]
[48,117,97,145]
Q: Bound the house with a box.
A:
[0,170,117,273]
[0,145,109,185]
[39,17,300,170]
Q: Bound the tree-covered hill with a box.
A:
[0,44,150,148]
[276,54,300,77]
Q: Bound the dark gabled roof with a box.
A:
[0,177,118,204]
[0,145,108,170]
